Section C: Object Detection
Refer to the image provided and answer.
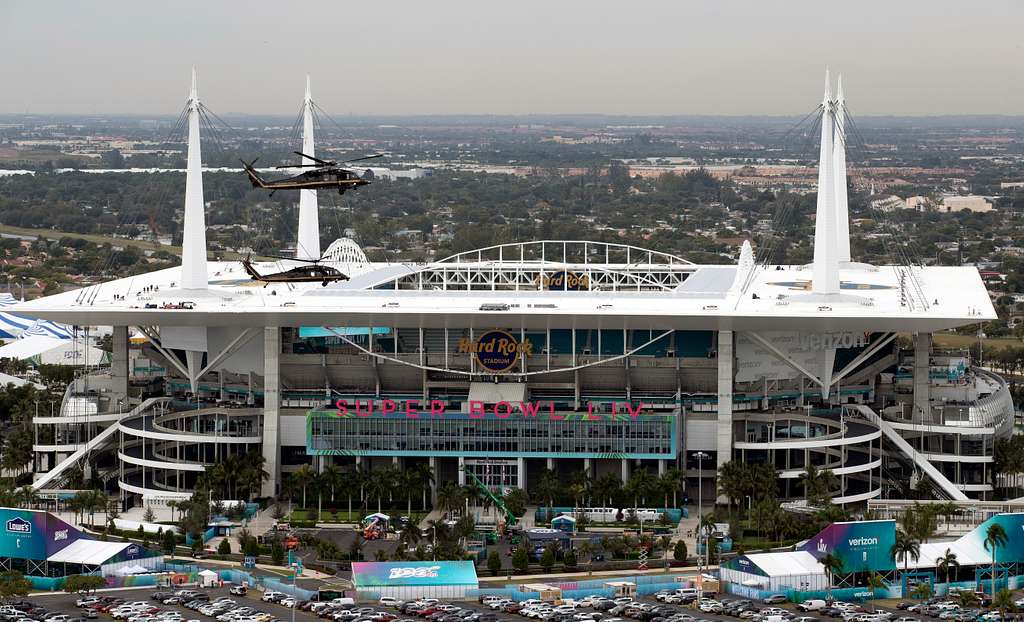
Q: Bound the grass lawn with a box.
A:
[933,331,1023,353]
[0,224,266,261]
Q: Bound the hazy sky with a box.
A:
[1,0,1022,116]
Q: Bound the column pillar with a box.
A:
[112,326,129,404]
[458,457,466,486]
[260,327,281,498]
[659,459,667,476]
[717,330,734,503]
[546,457,554,471]
[914,332,932,423]
[621,458,629,482]
[584,457,592,476]
[517,457,526,492]
[429,456,438,504]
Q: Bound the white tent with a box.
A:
[0,335,107,365]
[198,569,219,587]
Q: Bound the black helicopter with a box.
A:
[241,254,350,287]
[241,151,383,195]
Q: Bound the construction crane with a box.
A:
[461,467,518,534]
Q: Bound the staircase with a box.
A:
[851,404,968,501]
[32,397,169,491]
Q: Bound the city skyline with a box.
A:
[1,0,1023,116]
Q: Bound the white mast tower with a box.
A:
[180,67,208,290]
[811,70,840,297]
[296,75,320,260]
[833,75,851,264]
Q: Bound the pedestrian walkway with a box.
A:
[418,507,444,529]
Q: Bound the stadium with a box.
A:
[16,72,1008,514]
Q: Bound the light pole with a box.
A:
[693,450,710,603]
[291,551,310,622]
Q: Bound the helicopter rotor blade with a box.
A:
[340,153,386,164]
[261,252,325,264]
[293,151,336,166]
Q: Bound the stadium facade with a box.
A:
[19,71,1009,510]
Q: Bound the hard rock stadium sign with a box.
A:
[457,329,534,373]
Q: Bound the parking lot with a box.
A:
[9,582,1024,622]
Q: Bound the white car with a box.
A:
[699,601,723,613]
[379,598,401,608]
[280,599,296,608]
[262,592,286,603]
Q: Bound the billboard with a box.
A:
[800,520,896,573]
[735,331,870,383]
[0,508,84,560]
[959,513,1024,563]
[352,561,479,587]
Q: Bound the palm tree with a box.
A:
[292,464,316,509]
[935,548,959,595]
[911,582,933,600]
[890,529,920,594]
[437,482,464,519]
[984,522,1009,596]
[993,588,1016,622]
[410,461,434,510]
[320,463,343,507]
[660,467,685,508]
[866,573,887,610]
[820,552,844,601]
[400,521,421,548]
[338,468,359,519]
[242,452,270,499]
[534,469,560,520]
[623,468,656,508]
[365,469,393,514]
[592,473,621,508]
[717,460,753,514]
[15,485,38,510]
[799,464,839,506]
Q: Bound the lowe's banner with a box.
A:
[0,508,84,560]
[801,520,896,573]
[352,561,479,587]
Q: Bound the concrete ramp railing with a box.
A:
[850,404,968,501]
[33,397,169,491]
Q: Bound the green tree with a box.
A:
[0,570,32,599]
[271,540,285,566]
[63,574,106,594]
[936,548,959,595]
[911,582,933,600]
[217,538,231,555]
[984,522,1009,596]
[487,549,502,576]
[162,529,178,557]
[993,588,1016,622]
[673,540,688,562]
[866,573,887,609]
[291,464,316,509]
[820,552,844,602]
[562,550,577,570]
[540,547,555,573]
[891,529,921,591]
[512,546,529,574]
